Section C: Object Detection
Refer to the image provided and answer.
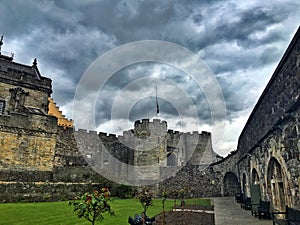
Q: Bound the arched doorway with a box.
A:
[223,172,240,196]
[167,153,176,166]
[267,157,285,211]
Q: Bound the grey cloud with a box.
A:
[259,46,283,65]
[218,76,257,117]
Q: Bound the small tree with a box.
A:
[69,188,114,225]
[179,189,186,208]
[136,187,153,225]
[161,190,168,225]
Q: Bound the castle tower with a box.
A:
[131,119,168,183]
[133,119,167,164]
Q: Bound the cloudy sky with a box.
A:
[1,0,299,156]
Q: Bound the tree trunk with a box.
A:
[143,206,146,225]
[162,203,165,225]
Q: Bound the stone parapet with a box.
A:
[237,29,300,158]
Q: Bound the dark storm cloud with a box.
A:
[129,97,180,121]
[212,6,288,46]
[92,61,213,126]
[218,77,256,115]
[0,0,117,105]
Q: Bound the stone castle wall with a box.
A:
[237,32,300,158]
[220,27,300,211]
[0,181,100,203]
[0,118,218,202]
[0,82,50,113]
[159,164,223,198]
[52,119,216,184]
[0,106,57,171]
[237,102,300,209]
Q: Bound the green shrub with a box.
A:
[69,188,114,225]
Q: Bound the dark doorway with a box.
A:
[223,172,240,196]
[267,157,285,211]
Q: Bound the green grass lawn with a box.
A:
[0,198,211,225]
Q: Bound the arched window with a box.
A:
[252,168,260,184]
[0,99,5,114]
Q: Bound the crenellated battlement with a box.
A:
[167,129,211,137]
[119,130,134,141]
[99,132,117,138]
[73,129,119,141]
[77,129,88,133]
[201,131,211,136]
[134,118,167,127]
[57,118,216,170]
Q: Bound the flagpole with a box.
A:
[156,85,159,116]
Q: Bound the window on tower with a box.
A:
[0,100,5,114]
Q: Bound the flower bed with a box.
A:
[153,210,214,225]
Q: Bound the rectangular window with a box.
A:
[0,100,5,114]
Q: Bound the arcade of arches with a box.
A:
[217,26,300,211]
[219,111,300,209]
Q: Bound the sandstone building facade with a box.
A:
[0,53,57,172]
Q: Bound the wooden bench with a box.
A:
[272,206,300,225]
[235,193,243,203]
[257,200,271,220]
[250,199,262,216]
[251,202,260,217]
[241,197,252,210]
[249,184,261,217]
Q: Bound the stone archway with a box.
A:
[223,172,240,196]
[267,157,285,211]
